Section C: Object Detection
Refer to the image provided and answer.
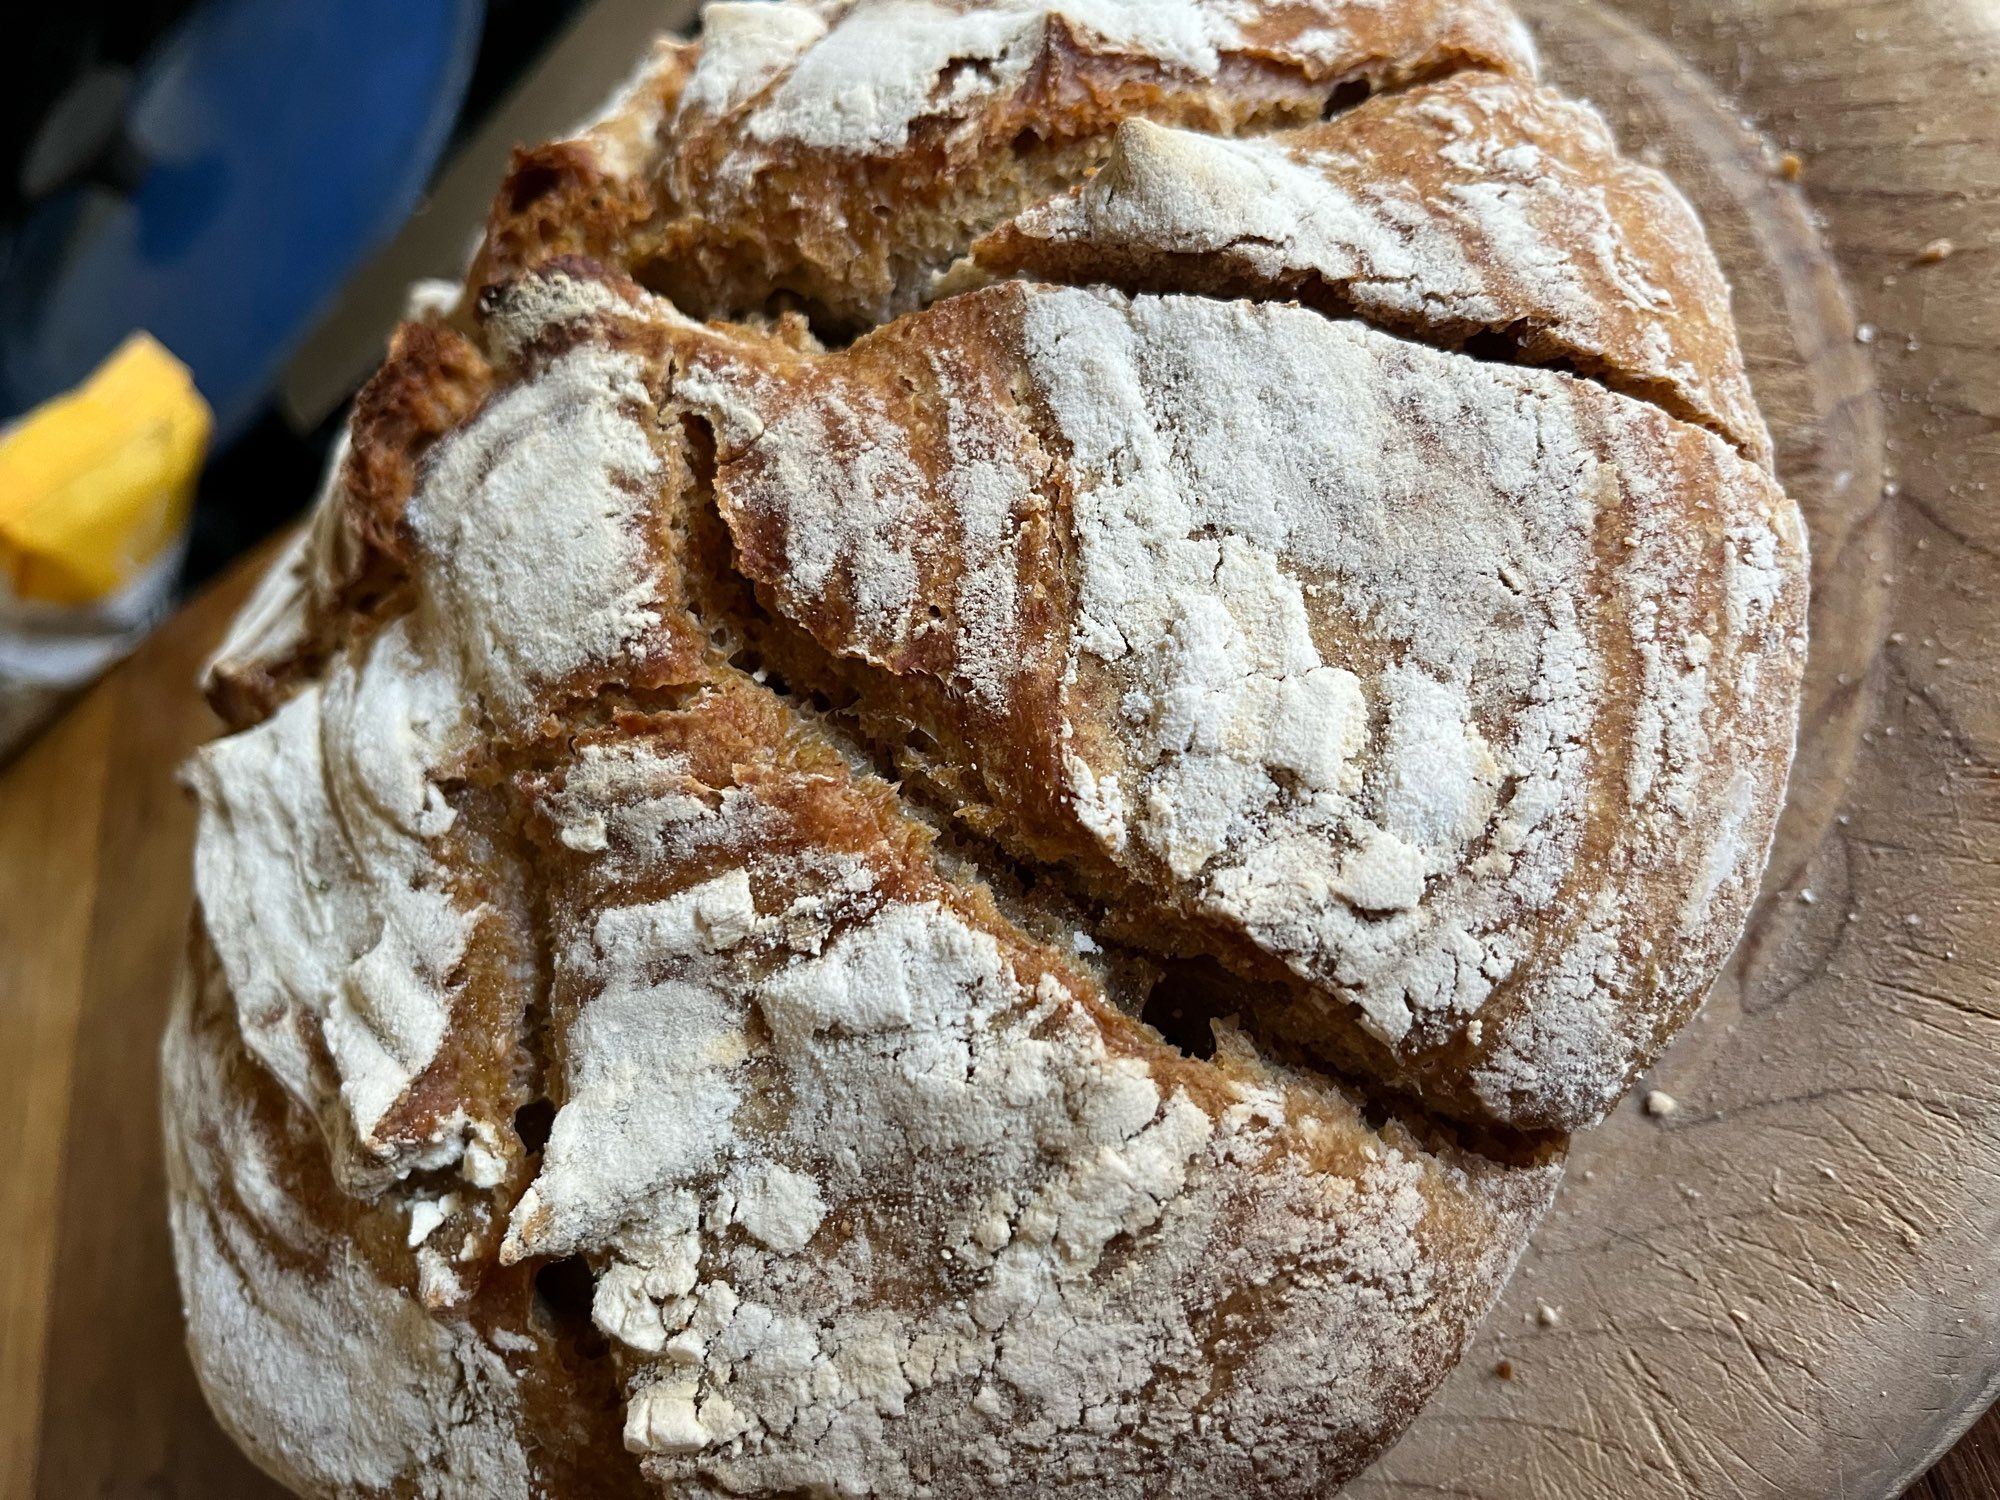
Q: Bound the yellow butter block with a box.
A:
[0,334,213,605]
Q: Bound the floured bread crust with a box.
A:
[164,939,652,1498]
[679,280,1805,1130]
[511,678,1557,1496]
[473,0,1536,329]
[169,0,1808,1492]
[175,269,1559,1497]
[204,319,494,731]
[173,725,1554,1493]
[971,70,1771,464]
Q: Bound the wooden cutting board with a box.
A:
[3,1,1996,1495]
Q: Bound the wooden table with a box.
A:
[1912,1423,2000,1500]
[4,0,1999,1495]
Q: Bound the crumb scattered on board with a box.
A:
[1645,1089,1680,1118]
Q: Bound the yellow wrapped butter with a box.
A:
[0,334,211,604]
[0,334,212,755]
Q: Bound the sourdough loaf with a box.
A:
[171,0,1806,1494]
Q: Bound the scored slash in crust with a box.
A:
[472,0,1537,328]
[970,69,1773,465]
[681,277,1805,1134]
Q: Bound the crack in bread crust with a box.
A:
[164,935,655,1498]
[474,0,1535,335]
[168,2,1809,1495]
[668,276,1804,1132]
[969,70,1772,464]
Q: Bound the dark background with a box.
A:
[0,1,588,589]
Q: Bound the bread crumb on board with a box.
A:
[1645,1089,1679,1117]
[1914,237,1955,265]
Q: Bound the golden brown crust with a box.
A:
[343,321,497,581]
[174,259,1570,1492]
[474,142,662,301]
[177,615,1559,1497]
[165,934,654,1499]
[201,591,310,732]
[200,321,495,732]
[973,70,1772,464]
[679,279,1807,1132]
[168,0,1812,1491]
[504,673,1558,1495]
[684,294,1092,864]
[480,0,1535,330]
[470,40,698,295]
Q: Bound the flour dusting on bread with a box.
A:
[973,71,1769,461]
[691,279,1804,1126]
[163,969,533,1499]
[498,710,1554,1494]
[165,0,1810,1493]
[408,344,668,727]
[187,617,477,1181]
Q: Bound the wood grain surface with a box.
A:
[1,1,1995,1496]
[1350,0,2000,1494]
